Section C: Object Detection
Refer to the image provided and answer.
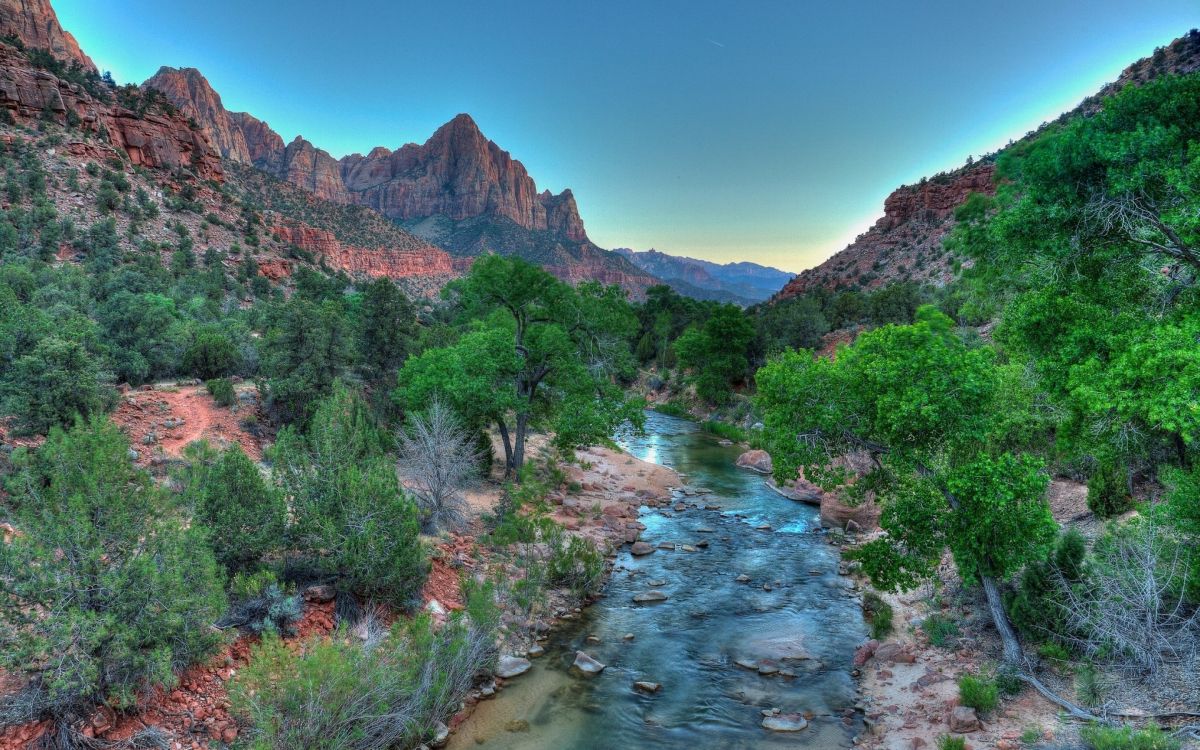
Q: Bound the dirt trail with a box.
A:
[111,383,264,466]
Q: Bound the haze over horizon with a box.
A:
[56,1,1198,274]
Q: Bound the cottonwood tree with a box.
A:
[756,307,1056,665]
[396,255,642,477]
[397,399,480,533]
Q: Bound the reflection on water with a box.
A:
[449,412,866,749]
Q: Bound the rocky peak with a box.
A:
[0,0,94,71]
[281,135,349,203]
[142,66,251,163]
[228,111,284,170]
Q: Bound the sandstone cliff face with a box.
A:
[776,163,994,299]
[0,0,93,71]
[271,221,455,280]
[142,66,251,163]
[229,111,284,169]
[0,43,222,180]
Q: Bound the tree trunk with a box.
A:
[513,412,528,477]
[980,574,1023,665]
[497,421,514,477]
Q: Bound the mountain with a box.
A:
[0,0,93,70]
[775,29,1200,301]
[143,68,659,296]
[614,248,793,305]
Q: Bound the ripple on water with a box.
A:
[449,412,866,750]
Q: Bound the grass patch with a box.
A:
[702,419,747,443]
[653,400,695,420]
[921,613,960,647]
[1080,724,1180,750]
[936,736,967,750]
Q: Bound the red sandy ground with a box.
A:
[110,383,265,466]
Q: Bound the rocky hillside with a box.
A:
[143,68,658,296]
[615,247,793,305]
[776,29,1200,300]
[0,0,92,70]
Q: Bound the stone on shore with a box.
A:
[496,655,531,679]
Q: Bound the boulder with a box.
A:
[630,541,655,556]
[571,651,606,676]
[495,655,531,679]
[633,681,661,693]
[633,590,668,603]
[762,713,809,732]
[429,721,450,748]
[949,706,981,733]
[736,450,773,474]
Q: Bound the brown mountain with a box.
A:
[0,0,93,71]
[142,68,658,295]
[775,29,1200,301]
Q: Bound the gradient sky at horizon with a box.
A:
[56,1,1198,273]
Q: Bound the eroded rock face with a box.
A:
[142,67,251,163]
[230,111,285,170]
[271,221,454,279]
[0,0,94,71]
[0,44,222,181]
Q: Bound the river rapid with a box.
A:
[449,411,867,749]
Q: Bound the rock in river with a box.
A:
[496,655,531,679]
[630,541,655,556]
[762,713,809,732]
[633,590,669,603]
[572,651,606,676]
[633,681,662,693]
[736,449,773,474]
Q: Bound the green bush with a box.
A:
[862,591,894,639]
[1007,529,1086,641]
[220,571,302,637]
[1075,664,1108,708]
[230,613,495,750]
[546,530,605,597]
[206,376,236,407]
[1087,461,1133,518]
[0,419,226,726]
[183,327,241,380]
[183,443,285,574]
[921,613,960,647]
[936,736,966,750]
[653,400,694,420]
[958,673,999,714]
[1080,724,1180,750]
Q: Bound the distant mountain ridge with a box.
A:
[142,67,658,296]
[614,248,792,305]
[774,29,1200,301]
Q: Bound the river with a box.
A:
[449,411,866,749]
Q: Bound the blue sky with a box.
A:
[56,1,1198,272]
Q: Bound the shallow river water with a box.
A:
[449,411,866,749]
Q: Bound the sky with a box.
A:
[56,1,1199,273]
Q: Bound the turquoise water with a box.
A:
[450,411,866,749]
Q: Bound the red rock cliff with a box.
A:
[0,0,93,71]
[142,66,251,163]
[272,221,455,279]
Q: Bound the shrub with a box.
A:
[702,419,748,443]
[1087,461,1133,518]
[219,571,303,636]
[0,419,226,728]
[862,591,894,639]
[230,612,495,750]
[183,443,286,574]
[1080,724,1180,750]
[2,336,108,435]
[206,376,236,407]
[183,327,241,380]
[921,613,960,647]
[546,530,605,597]
[1075,664,1108,708]
[936,736,967,750]
[958,673,999,714]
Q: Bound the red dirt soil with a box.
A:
[110,383,265,466]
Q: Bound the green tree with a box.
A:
[356,276,417,383]
[399,256,642,475]
[756,307,1056,663]
[0,419,225,728]
[261,297,352,424]
[182,325,241,380]
[2,336,108,434]
[674,304,755,404]
[183,443,286,574]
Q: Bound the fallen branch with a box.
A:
[1019,672,1105,722]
